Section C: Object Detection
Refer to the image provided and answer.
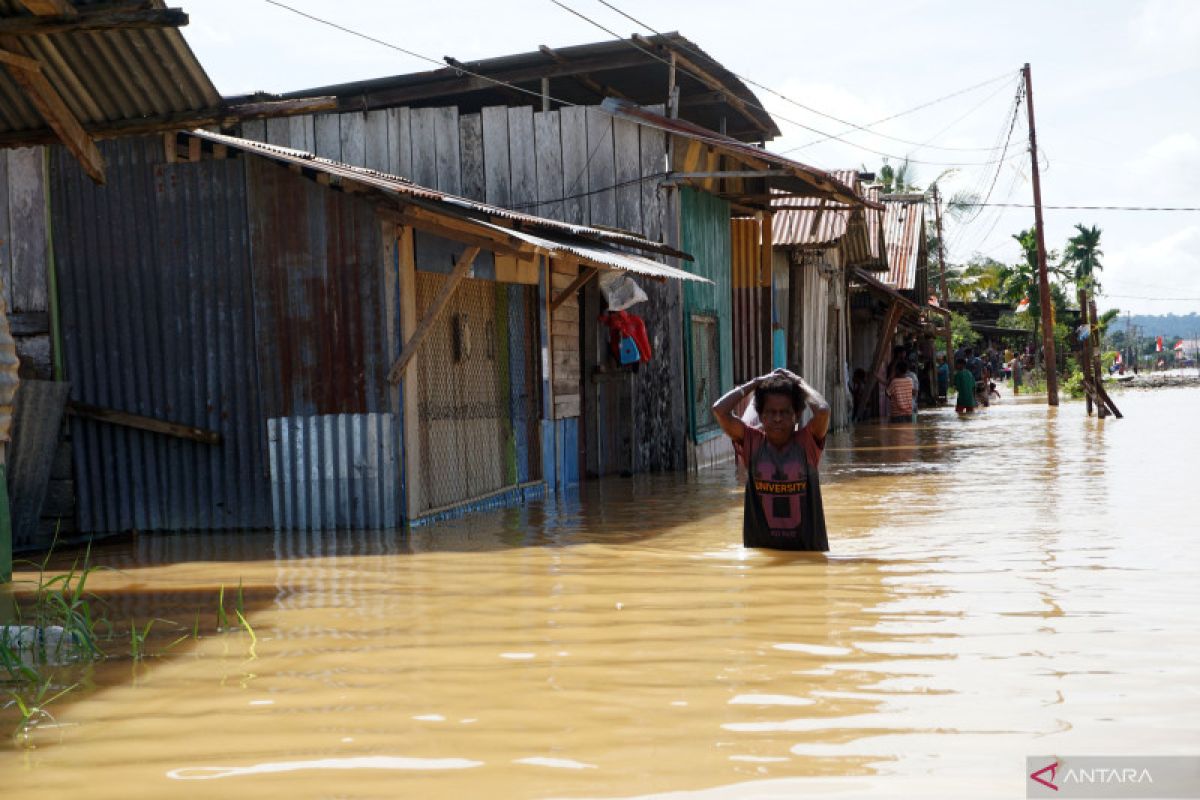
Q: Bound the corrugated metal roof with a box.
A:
[276,32,779,142]
[882,194,926,290]
[603,98,869,209]
[0,0,220,138]
[183,129,709,283]
[850,267,923,316]
[771,169,859,246]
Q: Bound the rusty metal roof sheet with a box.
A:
[882,194,926,290]
[602,98,870,209]
[771,169,858,246]
[183,129,707,282]
[0,0,221,140]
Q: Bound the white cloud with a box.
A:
[1130,0,1200,71]
[1103,225,1200,315]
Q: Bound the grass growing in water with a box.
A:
[4,545,257,746]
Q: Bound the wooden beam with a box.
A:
[68,401,221,445]
[855,298,903,420]
[315,49,655,114]
[379,205,535,260]
[0,6,188,37]
[0,36,104,183]
[667,169,788,180]
[0,95,337,148]
[539,45,629,101]
[678,90,727,107]
[18,0,77,16]
[444,56,526,105]
[387,246,480,384]
[0,47,41,71]
[550,266,597,312]
[632,34,765,135]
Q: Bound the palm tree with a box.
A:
[873,160,920,194]
[1064,224,1104,292]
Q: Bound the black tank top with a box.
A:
[742,428,828,551]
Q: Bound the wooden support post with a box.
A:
[932,185,954,386]
[387,246,479,384]
[1089,296,1122,418]
[1024,63,1058,405]
[1078,288,1096,416]
[856,299,903,420]
[550,266,597,313]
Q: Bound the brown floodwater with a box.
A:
[3,386,1198,798]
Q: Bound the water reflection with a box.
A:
[3,388,1198,799]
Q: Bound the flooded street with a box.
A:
[4,386,1198,798]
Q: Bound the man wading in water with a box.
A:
[711,369,831,551]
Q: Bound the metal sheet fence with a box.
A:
[267,413,398,531]
[52,139,272,532]
[413,272,540,516]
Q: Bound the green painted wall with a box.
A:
[680,188,733,440]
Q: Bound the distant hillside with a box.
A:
[1111,313,1200,339]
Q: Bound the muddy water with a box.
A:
[4,387,1198,798]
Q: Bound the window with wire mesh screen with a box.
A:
[690,314,720,437]
[413,273,541,515]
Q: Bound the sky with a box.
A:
[181,0,1199,317]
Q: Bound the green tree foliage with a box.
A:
[1063,224,1104,292]
[950,311,981,348]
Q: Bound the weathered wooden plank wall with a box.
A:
[238,101,684,476]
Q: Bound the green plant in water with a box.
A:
[235,609,257,659]
[216,584,228,632]
[6,678,77,748]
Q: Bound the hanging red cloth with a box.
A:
[599,310,653,363]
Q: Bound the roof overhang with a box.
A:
[0,0,335,183]
[176,129,707,284]
[602,98,872,212]
[275,32,779,143]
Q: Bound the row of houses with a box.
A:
[0,7,949,566]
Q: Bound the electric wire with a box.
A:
[590,0,1016,154]
[547,0,1026,168]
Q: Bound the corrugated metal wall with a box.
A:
[52,138,399,532]
[53,139,271,532]
[243,103,686,478]
[680,188,732,441]
[730,217,768,384]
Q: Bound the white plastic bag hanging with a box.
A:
[598,271,649,311]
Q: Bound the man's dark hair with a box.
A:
[955,358,966,368]
[754,376,806,414]
[894,361,909,378]
[965,348,974,357]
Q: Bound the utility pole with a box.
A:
[931,184,954,380]
[1023,63,1058,405]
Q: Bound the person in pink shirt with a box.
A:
[886,361,914,423]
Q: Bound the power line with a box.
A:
[956,204,1200,211]
[784,72,1019,154]
[547,0,1026,168]
[1105,294,1200,301]
[261,0,893,182]
[591,0,1014,154]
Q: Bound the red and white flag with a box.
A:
[1156,335,1163,352]
[1174,340,1184,351]
[1015,297,1030,314]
